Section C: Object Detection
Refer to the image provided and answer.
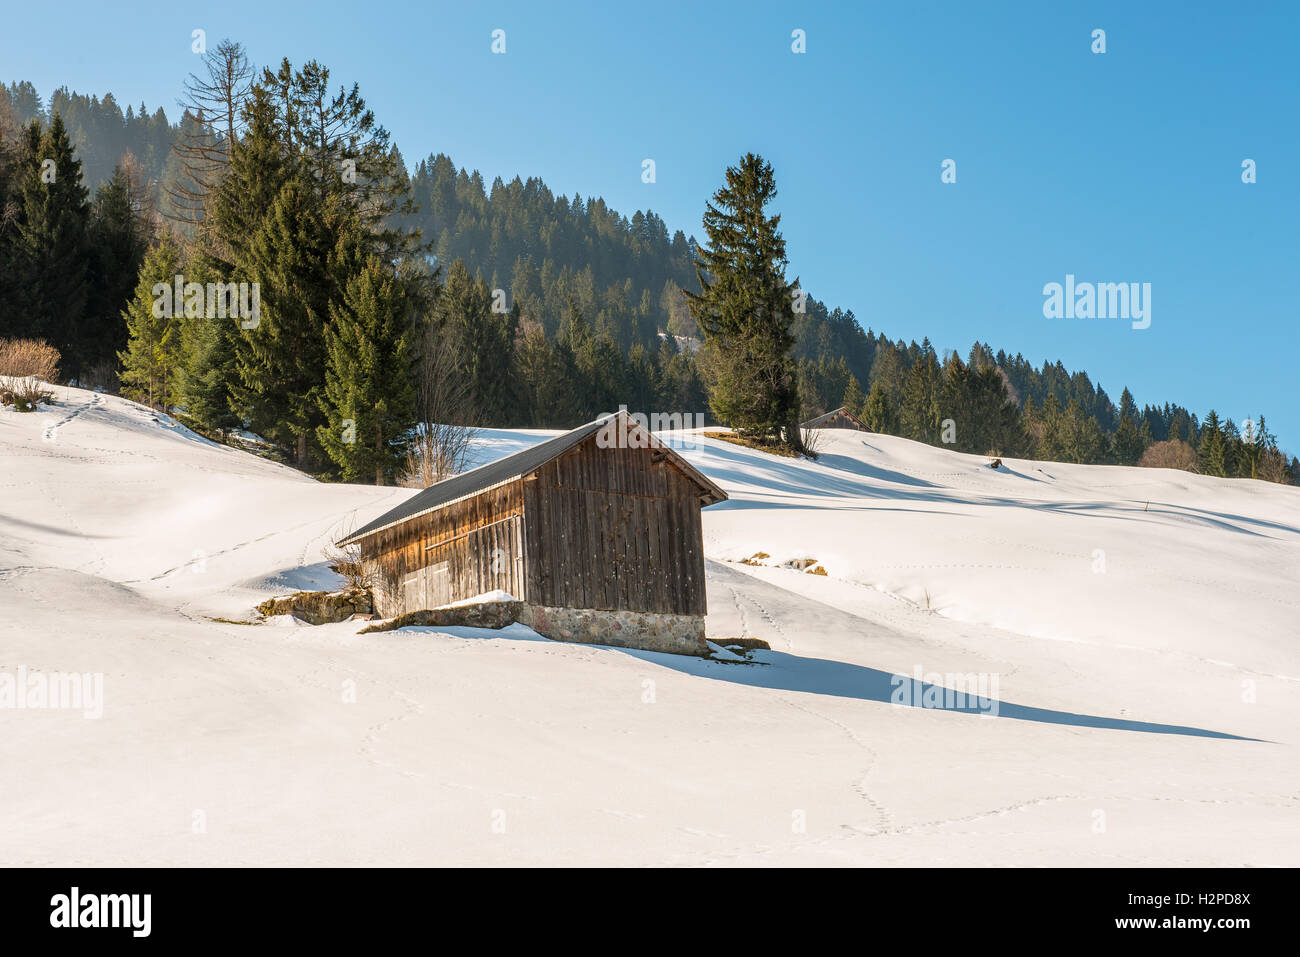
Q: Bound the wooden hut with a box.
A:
[338,411,728,655]
[801,406,870,432]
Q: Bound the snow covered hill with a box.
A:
[3,385,1297,865]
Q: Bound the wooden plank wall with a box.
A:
[359,481,526,613]
[823,411,866,431]
[521,440,707,616]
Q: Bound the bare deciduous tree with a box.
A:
[401,321,479,488]
[1138,439,1199,473]
[322,519,375,591]
[166,39,253,239]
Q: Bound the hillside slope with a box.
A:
[2,386,1297,865]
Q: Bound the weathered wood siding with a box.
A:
[521,440,708,616]
[358,480,526,615]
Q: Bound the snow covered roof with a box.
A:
[337,411,727,546]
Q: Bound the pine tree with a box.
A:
[1059,399,1105,463]
[175,252,241,436]
[432,260,516,425]
[1113,415,1145,465]
[841,375,865,418]
[861,381,899,434]
[317,255,417,484]
[85,165,149,381]
[208,85,289,271]
[1197,410,1227,476]
[1118,387,1138,423]
[900,344,941,443]
[235,178,338,466]
[868,344,907,400]
[118,237,183,409]
[12,114,90,377]
[513,324,579,427]
[1222,419,1242,477]
[685,153,804,453]
[1034,394,1065,460]
[938,352,971,448]
[965,365,1023,455]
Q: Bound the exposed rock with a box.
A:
[358,600,523,634]
[256,587,372,625]
[713,636,772,652]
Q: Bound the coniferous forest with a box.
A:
[0,53,1295,486]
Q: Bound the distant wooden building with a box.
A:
[801,406,870,432]
[338,411,728,655]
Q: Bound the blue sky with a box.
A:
[6,1,1297,450]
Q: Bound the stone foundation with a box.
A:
[519,604,708,657]
[359,600,523,634]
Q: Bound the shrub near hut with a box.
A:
[0,339,59,411]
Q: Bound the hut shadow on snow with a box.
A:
[616,646,1264,742]
[384,619,1262,742]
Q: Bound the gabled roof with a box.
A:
[338,411,728,546]
[801,406,869,430]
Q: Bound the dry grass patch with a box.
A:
[700,431,801,458]
[0,338,59,411]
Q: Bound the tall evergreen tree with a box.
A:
[118,237,184,408]
[842,374,865,417]
[235,178,340,466]
[686,153,804,453]
[84,164,149,380]
[861,381,900,434]
[317,255,417,484]
[431,260,516,425]
[1197,410,1227,477]
[513,323,579,427]
[12,115,90,376]
[900,343,941,443]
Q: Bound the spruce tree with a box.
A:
[686,153,804,453]
[235,178,338,465]
[118,237,184,409]
[1113,414,1146,465]
[900,344,941,443]
[861,381,899,434]
[1035,394,1065,460]
[1197,411,1227,477]
[317,255,417,484]
[12,114,90,377]
[85,165,149,380]
[208,86,289,271]
[176,252,241,436]
[514,324,579,427]
[841,375,865,417]
[432,260,516,425]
